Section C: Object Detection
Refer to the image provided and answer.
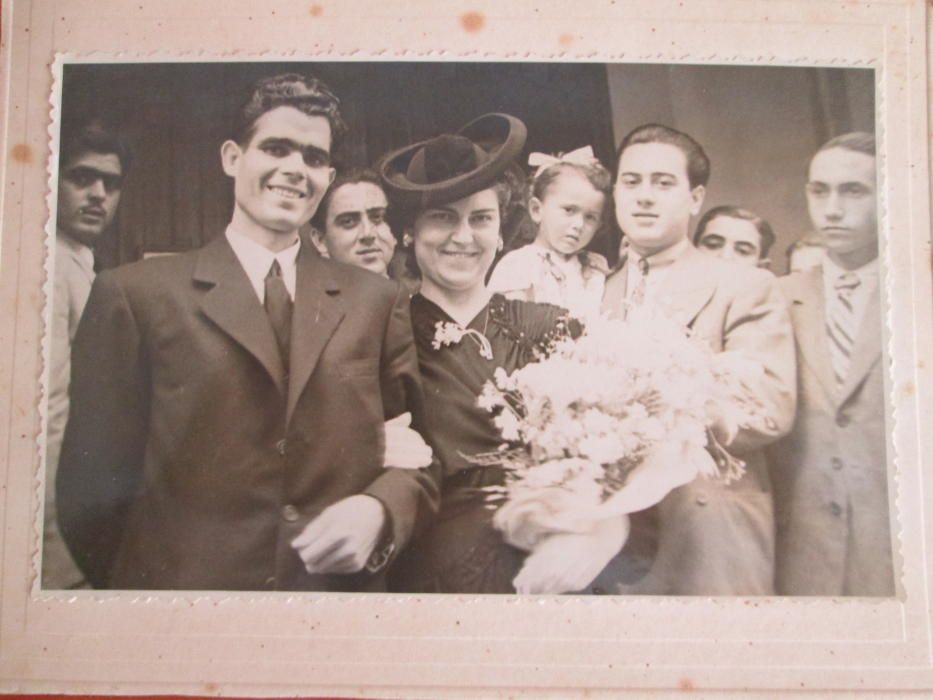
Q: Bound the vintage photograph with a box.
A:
[42,59,894,598]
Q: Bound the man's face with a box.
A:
[696,215,763,267]
[614,142,704,257]
[806,147,877,260]
[222,106,335,237]
[317,181,396,276]
[56,151,123,247]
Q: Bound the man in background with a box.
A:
[44,118,129,589]
[770,132,894,596]
[693,204,776,269]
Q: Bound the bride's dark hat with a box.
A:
[378,113,527,209]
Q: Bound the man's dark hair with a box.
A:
[615,123,711,189]
[311,168,386,233]
[232,73,347,149]
[694,205,776,258]
[60,118,133,171]
[816,131,875,158]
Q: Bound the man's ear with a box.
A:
[527,196,544,224]
[220,140,242,178]
[689,185,706,216]
[308,225,330,257]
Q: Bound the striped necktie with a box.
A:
[826,271,861,386]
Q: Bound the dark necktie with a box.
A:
[264,259,293,369]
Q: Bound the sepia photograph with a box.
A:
[44,60,892,598]
[1,0,931,696]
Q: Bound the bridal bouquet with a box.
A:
[475,305,771,553]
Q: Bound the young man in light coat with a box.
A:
[599,124,797,595]
[769,132,894,596]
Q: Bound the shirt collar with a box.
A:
[530,242,582,271]
[224,225,301,299]
[822,253,879,283]
[628,237,692,271]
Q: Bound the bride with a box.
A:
[378,114,632,594]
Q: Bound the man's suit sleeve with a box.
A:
[56,271,150,588]
[722,271,797,454]
[363,283,441,554]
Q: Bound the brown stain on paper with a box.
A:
[11,143,33,164]
[559,32,574,47]
[309,4,323,17]
[678,677,696,691]
[460,11,485,33]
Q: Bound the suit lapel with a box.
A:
[653,246,716,327]
[286,246,345,425]
[785,268,836,401]
[839,280,882,405]
[194,235,286,394]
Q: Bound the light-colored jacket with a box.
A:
[599,244,796,595]
[43,234,94,589]
[768,268,894,596]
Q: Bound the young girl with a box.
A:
[488,147,612,320]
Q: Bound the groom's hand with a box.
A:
[291,495,387,575]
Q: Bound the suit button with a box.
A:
[832,458,844,471]
[696,493,709,506]
[282,504,300,522]
[829,501,843,517]
[836,414,850,428]
[275,438,287,456]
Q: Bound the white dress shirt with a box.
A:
[225,226,300,303]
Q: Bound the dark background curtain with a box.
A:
[60,62,873,274]
[61,62,616,269]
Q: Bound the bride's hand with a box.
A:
[512,516,630,595]
[383,412,433,470]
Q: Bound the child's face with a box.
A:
[530,171,605,258]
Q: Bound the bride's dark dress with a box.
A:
[389,293,571,593]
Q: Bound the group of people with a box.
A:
[46,71,894,597]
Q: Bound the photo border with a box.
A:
[1,1,931,695]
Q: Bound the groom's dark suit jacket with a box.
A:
[57,233,439,591]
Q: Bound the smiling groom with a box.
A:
[57,74,439,591]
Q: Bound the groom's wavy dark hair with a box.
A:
[232,73,347,150]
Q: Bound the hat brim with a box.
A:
[378,113,527,210]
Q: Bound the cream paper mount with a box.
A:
[1,0,932,697]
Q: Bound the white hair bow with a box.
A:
[528,146,598,179]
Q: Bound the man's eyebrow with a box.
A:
[66,165,121,177]
[257,137,299,148]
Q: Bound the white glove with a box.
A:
[383,412,433,469]
[513,516,630,595]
